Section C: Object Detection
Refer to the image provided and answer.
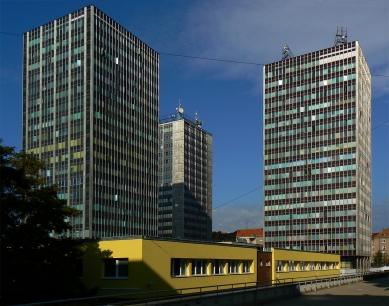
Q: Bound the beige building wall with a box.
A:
[372,228,389,265]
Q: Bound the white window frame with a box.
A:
[229,260,238,274]
[192,259,207,275]
[300,261,308,271]
[212,259,224,275]
[288,261,296,271]
[310,262,316,271]
[276,261,284,272]
[171,258,187,277]
[242,260,251,273]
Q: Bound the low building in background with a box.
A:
[212,228,264,246]
[371,228,389,265]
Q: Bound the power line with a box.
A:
[372,119,389,130]
[160,52,389,78]
[0,31,22,36]
[159,52,265,66]
[1,31,389,78]
[371,74,389,78]
[212,186,263,210]
[212,119,389,210]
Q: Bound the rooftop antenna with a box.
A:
[281,44,294,60]
[334,27,347,46]
[195,110,203,127]
[176,99,184,119]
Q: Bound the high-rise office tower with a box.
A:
[22,5,159,238]
[158,107,212,241]
[263,39,371,269]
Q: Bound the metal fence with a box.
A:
[15,273,369,306]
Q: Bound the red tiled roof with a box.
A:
[236,228,263,237]
[374,228,389,238]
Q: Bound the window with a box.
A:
[229,260,238,274]
[300,261,308,271]
[276,261,284,272]
[266,260,271,266]
[212,259,224,275]
[288,261,296,271]
[103,258,128,278]
[319,262,325,270]
[171,258,187,276]
[242,260,251,273]
[326,263,332,270]
[192,259,207,275]
[310,262,316,271]
[259,260,263,266]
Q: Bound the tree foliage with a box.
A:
[0,142,89,304]
[371,249,388,267]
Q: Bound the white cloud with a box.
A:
[212,203,263,232]
[175,0,389,96]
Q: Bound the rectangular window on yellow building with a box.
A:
[242,260,252,273]
[229,260,238,274]
[103,258,128,278]
[192,259,207,275]
[171,258,187,277]
[212,259,225,275]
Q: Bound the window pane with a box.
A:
[202,260,207,275]
[196,260,201,274]
[180,259,186,276]
[172,258,180,276]
[213,259,220,274]
[104,259,116,277]
[118,259,128,277]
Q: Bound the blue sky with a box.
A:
[0,0,388,232]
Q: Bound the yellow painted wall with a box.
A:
[142,239,257,292]
[271,248,340,283]
[81,239,143,294]
[82,238,257,296]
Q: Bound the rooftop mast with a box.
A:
[281,44,294,60]
[334,27,347,46]
[176,99,184,119]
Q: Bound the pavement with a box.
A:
[253,276,389,306]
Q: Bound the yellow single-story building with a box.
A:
[81,237,258,295]
[272,248,340,283]
[80,237,341,297]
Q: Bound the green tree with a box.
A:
[371,250,384,266]
[1,142,88,304]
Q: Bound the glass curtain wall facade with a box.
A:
[22,5,159,238]
[158,113,213,241]
[263,41,371,268]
